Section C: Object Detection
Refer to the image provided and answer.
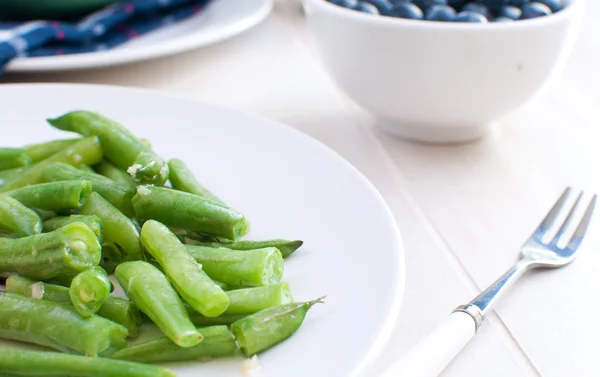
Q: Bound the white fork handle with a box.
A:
[381,311,477,377]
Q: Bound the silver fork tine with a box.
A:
[551,191,583,245]
[567,194,597,250]
[535,187,572,238]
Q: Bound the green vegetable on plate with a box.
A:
[188,239,304,258]
[167,158,228,207]
[4,180,92,211]
[0,148,31,171]
[0,195,42,237]
[43,214,103,241]
[69,266,112,317]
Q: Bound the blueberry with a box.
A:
[454,10,489,21]
[354,1,381,13]
[508,0,529,6]
[462,2,493,18]
[496,5,521,19]
[389,0,411,5]
[393,2,424,18]
[364,0,395,15]
[413,0,447,10]
[339,0,359,8]
[478,0,508,10]
[326,0,346,5]
[448,0,468,9]
[536,0,563,12]
[493,16,514,21]
[425,4,457,20]
[520,2,551,18]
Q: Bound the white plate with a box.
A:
[0,84,404,377]
[6,0,273,72]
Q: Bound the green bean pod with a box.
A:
[69,267,112,317]
[112,325,238,363]
[0,136,103,192]
[0,293,128,356]
[95,160,136,190]
[186,311,248,326]
[132,186,249,240]
[5,180,92,211]
[188,239,304,258]
[167,158,228,207]
[0,195,42,237]
[185,245,284,287]
[231,298,324,356]
[0,222,101,280]
[0,167,25,186]
[141,220,229,317]
[0,348,175,377]
[81,192,142,261]
[42,162,135,216]
[7,275,142,338]
[48,111,168,185]
[0,148,31,171]
[115,261,202,348]
[25,138,80,163]
[225,283,293,314]
[43,215,103,242]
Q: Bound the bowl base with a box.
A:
[375,119,492,144]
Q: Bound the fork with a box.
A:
[382,187,597,377]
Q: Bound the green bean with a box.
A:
[0,196,42,237]
[5,180,92,211]
[7,275,142,338]
[0,167,25,185]
[43,215,103,242]
[225,283,292,314]
[112,325,238,363]
[189,239,304,258]
[185,245,284,287]
[0,293,127,356]
[69,267,111,317]
[0,137,103,192]
[115,261,202,348]
[186,312,248,327]
[141,220,229,317]
[145,258,230,291]
[231,298,324,356]
[100,241,124,274]
[132,186,249,240]
[48,111,168,185]
[42,162,135,216]
[168,159,227,207]
[0,222,101,280]
[25,137,80,163]
[94,160,136,190]
[81,192,142,261]
[0,348,175,377]
[0,148,31,171]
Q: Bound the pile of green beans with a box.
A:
[0,111,321,376]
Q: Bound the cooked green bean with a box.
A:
[185,245,284,287]
[100,241,124,274]
[7,275,141,338]
[0,222,101,280]
[48,111,168,185]
[94,160,136,190]
[0,348,175,377]
[43,215,103,241]
[25,138,80,163]
[42,162,135,216]
[0,137,103,192]
[0,196,42,237]
[0,293,127,356]
[0,148,31,171]
[168,159,227,207]
[141,220,229,317]
[112,325,238,363]
[0,167,25,185]
[186,312,248,327]
[231,298,324,356]
[189,239,304,258]
[81,192,142,261]
[4,180,92,211]
[132,186,249,240]
[115,261,202,348]
[69,267,111,317]
[225,283,292,314]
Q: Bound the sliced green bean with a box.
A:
[0,222,101,280]
[25,138,80,163]
[226,283,293,314]
[0,136,103,192]
[115,261,202,348]
[44,215,103,241]
[0,348,175,377]
[0,167,25,185]
[0,148,31,171]
[69,267,111,317]
[48,111,168,185]
[0,293,127,356]
[5,180,92,211]
[168,158,227,207]
[7,275,141,338]
[186,311,248,327]
[141,220,229,317]
[112,325,238,363]
[81,192,142,261]
[132,186,249,240]
[42,162,135,216]
[185,245,284,287]
[0,195,42,237]
[231,298,324,356]
[189,239,304,258]
[100,241,124,274]
[95,160,136,190]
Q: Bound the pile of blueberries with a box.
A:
[325,0,567,22]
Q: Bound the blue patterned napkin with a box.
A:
[0,0,211,74]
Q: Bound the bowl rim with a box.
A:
[304,0,583,29]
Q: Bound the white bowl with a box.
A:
[304,0,584,143]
